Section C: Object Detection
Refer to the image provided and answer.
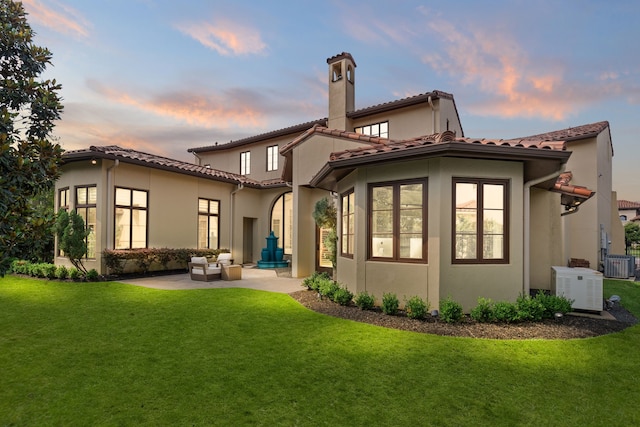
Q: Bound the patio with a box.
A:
[116,265,303,293]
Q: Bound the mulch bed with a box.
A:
[290,289,638,340]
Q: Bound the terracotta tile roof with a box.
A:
[325,129,567,162]
[62,145,286,189]
[188,118,328,153]
[505,121,609,143]
[618,200,640,209]
[347,90,455,119]
[327,52,356,66]
[551,172,595,199]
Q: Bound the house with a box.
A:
[55,52,623,310]
[618,200,640,224]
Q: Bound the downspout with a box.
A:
[428,96,436,133]
[192,151,203,166]
[230,184,244,259]
[106,159,120,254]
[523,164,565,296]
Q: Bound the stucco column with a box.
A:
[291,185,315,278]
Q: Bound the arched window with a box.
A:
[271,192,293,254]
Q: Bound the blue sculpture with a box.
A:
[257,231,289,268]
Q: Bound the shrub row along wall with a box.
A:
[102,248,229,275]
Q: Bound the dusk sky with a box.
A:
[22,0,639,200]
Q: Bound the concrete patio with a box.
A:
[116,266,304,294]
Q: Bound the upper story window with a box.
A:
[369,179,427,262]
[114,187,148,249]
[198,198,220,249]
[355,121,389,138]
[76,186,97,259]
[58,187,69,212]
[267,145,278,171]
[341,189,355,258]
[240,151,251,175]
[453,178,509,264]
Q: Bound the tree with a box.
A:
[55,209,89,274]
[0,0,63,275]
[313,197,337,271]
[624,222,640,253]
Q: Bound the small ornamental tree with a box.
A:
[624,222,640,254]
[312,197,338,271]
[55,209,89,275]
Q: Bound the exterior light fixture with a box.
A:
[91,158,97,165]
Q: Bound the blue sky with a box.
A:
[22,0,639,200]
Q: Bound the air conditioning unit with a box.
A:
[551,266,603,312]
[604,255,635,278]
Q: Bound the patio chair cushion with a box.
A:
[216,253,232,265]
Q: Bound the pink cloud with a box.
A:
[21,0,90,38]
[422,20,575,120]
[86,80,267,129]
[175,19,266,56]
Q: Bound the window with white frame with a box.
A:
[267,145,278,171]
[271,192,293,255]
[240,151,251,175]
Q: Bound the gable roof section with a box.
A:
[187,119,328,153]
[62,145,286,189]
[506,121,612,156]
[188,90,463,154]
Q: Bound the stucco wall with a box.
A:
[529,188,564,290]
[336,156,525,312]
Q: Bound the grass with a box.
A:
[1,276,639,426]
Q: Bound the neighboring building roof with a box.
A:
[618,200,640,210]
[62,145,287,189]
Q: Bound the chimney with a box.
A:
[327,52,356,131]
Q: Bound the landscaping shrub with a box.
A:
[102,248,223,275]
[10,260,29,275]
[68,268,81,281]
[302,271,331,291]
[86,269,100,282]
[439,297,463,323]
[471,298,495,323]
[44,264,57,279]
[55,265,69,280]
[381,292,399,315]
[493,301,518,323]
[405,296,429,320]
[354,291,376,310]
[319,279,340,300]
[533,291,573,318]
[515,294,545,322]
[333,286,354,306]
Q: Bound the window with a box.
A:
[271,192,293,255]
[76,186,97,258]
[114,187,148,249]
[240,151,251,175]
[341,189,355,257]
[453,178,508,263]
[198,198,220,249]
[368,179,427,262]
[58,187,69,212]
[355,121,389,138]
[267,145,278,171]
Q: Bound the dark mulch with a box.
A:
[289,290,638,340]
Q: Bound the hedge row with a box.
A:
[102,248,228,275]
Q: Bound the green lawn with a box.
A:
[1,276,639,426]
